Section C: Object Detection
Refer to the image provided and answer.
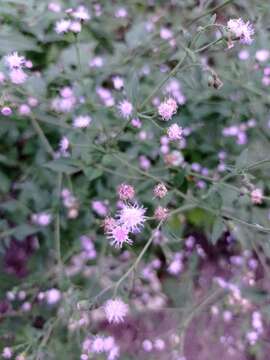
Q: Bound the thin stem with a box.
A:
[114,221,163,296]
[30,116,54,157]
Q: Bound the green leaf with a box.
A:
[236,148,249,168]
[44,159,80,175]
[211,217,224,245]
[208,190,223,210]
[83,168,102,181]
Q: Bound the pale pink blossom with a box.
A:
[1,107,12,116]
[55,19,71,34]
[118,99,133,119]
[104,298,129,324]
[118,203,146,233]
[108,224,132,248]
[227,18,254,45]
[158,98,178,121]
[154,206,168,221]
[9,69,27,84]
[153,183,167,198]
[72,6,90,21]
[117,183,135,201]
[73,115,92,128]
[5,52,25,69]
[251,188,263,204]
[167,123,183,141]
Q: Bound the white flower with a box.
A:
[73,115,92,128]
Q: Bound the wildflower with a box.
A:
[9,69,27,84]
[158,98,178,121]
[167,257,183,275]
[19,104,31,115]
[92,337,105,353]
[117,183,135,201]
[108,346,120,360]
[59,136,69,153]
[142,339,153,352]
[89,56,104,68]
[69,21,82,33]
[73,115,92,128]
[72,6,90,21]
[2,347,13,359]
[227,18,254,45]
[45,288,61,305]
[32,212,52,226]
[154,206,169,221]
[1,107,12,116]
[118,203,146,233]
[103,217,117,234]
[48,2,61,12]
[153,183,168,198]
[164,150,184,166]
[167,123,183,141]
[115,8,128,18]
[5,52,25,69]
[118,99,133,119]
[112,76,124,90]
[92,200,108,217]
[131,118,142,128]
[108,225,132,248]
[104,298,129,324]
[55,19,71,34]
[251,188,263,204]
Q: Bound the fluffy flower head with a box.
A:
[5,52,25,69]
[158,98,178,121]
[73,115,92,128]
[107,224,132,248]
[118,100,133,119]
[104,298,129,324]
[167,123,183,141]
[118,203,146,233]
[227,18,254,45]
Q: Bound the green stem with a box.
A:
[30,116,54,157]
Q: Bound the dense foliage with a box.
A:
[1,1,270,359]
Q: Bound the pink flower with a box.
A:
[118,203,146,233]
[251,188,263,204]
[153,183,167,198]
[227,18,254,45]
[55,19,71,34]
[19,104,31,115]
[108,225,132,248]
[92,200,108,217]
[5,52,25,69]
[72,5,90,21]
[154,206,168,221]
[2,347,13,359]
[104,298,129,324]
[118,100,133,119]
[73,115,92,128]
[158,98,178,121]
[9,69,27,84]
[117,183,135,201]
[167,123,183,141]
[1,107,12,116]
[92,337,105,353]
[112,76,124,90]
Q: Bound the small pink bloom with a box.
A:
[153,183,167,198]
[158,98,178,121]
[154,206,168,221]
[167,123,183,141]
[117,183,135,201]
[108,224,132,248]
[1,107,12,116]
[118,99,133,119]
[104,298,129,324]
[251,188,263,204]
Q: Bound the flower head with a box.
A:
[251,188,263,204]
[153,183,168,198]
[107,224,132,248]
[9,69,27,84]
[154,206,169,221]
[158,98,178,121]
[55,19,71,34]
[104,298,129,324]
[227,18,254,45]
[167,123,183,141]
[5,52,25,69]
[72,6,90,21]
[118,203,146,233]
[117,183,135,201]
[118,100,133,119]
[73,115,92,128]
